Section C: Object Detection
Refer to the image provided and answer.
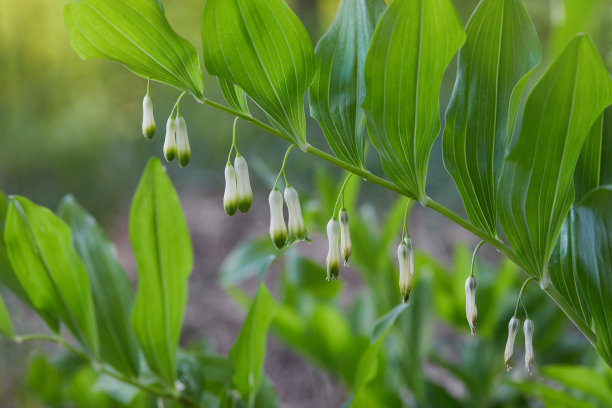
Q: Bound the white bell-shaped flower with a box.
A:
[398,237,414,303]
[465,276,477,335]
[339,208,351,265]
[142,94,156,139]
[326,219,341,281]
[540,268,550,290]
[524,319,535,375]
[284,186,308,241]
[504,317,520,371]
[224,164,238,216]
[175,115,191,167]
[234,156,252,213]
[163,116,177,162]
[268,189,287,249]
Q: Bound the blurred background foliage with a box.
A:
[1,0,612,407]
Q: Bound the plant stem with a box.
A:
[200,98,597,347]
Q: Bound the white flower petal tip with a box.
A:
[339,208,351,265]
[223,164,238,216]
[326,219,341,281]
[235,156,253,213]
[398,237,414,304]
[163,116,177,162]
[269,189,287,249]
[465,276,477,336]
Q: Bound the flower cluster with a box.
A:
[224,155,253,216]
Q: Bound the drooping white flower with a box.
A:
[465,276,477,335]
[284,186,308,241]
[504,317,520,371]
[223,164,238,216]
[398,237,414,303]
[163,116,177,162]
[175,115,191,167]
[540,268,550,290]
[268,189,287,249]
[234,156,252,213]
[524,319,535,375]
[326,219,341,281]
[142,94,156,139]
[339,208,351,265]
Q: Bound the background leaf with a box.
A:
[202,0,315,148]
[4,196,98,353]
[0,290,14,340]
[64,0,204,99]
[59,195,140,376]
[363,0,465,201]
[443,0,541,236]
[309,0,385,168]
[129,158,193,385]
[229,284,277,402]
[497,35,612,281]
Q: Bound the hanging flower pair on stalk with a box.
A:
[465,242,536,374]
[223,118,252,215]
[325,175,353,281]
[141,82,192,167]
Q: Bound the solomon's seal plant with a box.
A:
[1,0,612,405]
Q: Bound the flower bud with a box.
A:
[175,115,191,167]
[142,94,156,139]
[504,317,520,371]
[339,208,351,265]
[284,187,308,241]
[540,268,550,290]
[524,319,535,375]
[163,116,177,162]
[465,276,477,335]
[234,156,252,213]
[268,189,287,249]
[326,219,341,281]
[224,164,238,216]
[398,237,414,303]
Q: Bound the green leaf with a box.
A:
[0,290,14,340]
[58,195,140,376]
[129,158,193,385]
[363,0,465,201]
[218,77,250,116]
[4,196,98,353]
[543,365,612,405]
[600,107,612,185]
[64,0,204,99]
[443,0,541,236]
[575,114,604,201]
[572,187,612,366]
[309,0,385,168]
[202,0,315,148]
[497,35,612,282]
[229,284,277,401]
[219,238,278,288]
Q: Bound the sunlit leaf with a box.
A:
[363,0,465,201]
[497,35,612,282]
[64,0,204,99]
[575,114,604,201]
[309,0,385,168]
[543,364,612,405]
[129,158,193,385]
[4,197,98,353]
[202,0,315,148]
[443,0,541,236]
[0,291,14,340]
[218,77,250,116]
[59,195,140,376]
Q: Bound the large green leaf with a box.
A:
[4,197,98,354]
[309,0,385,168]
[58,195,140,376]
[363,0,465,202]
[129,158,193,385]
[229,284,277,402]
[64,0,204,99]
[572,187,612,367]
[202,0,315,149]
[600,107,612,185]
[443,0,541,236]
[575,114,605,202]
[497,35,612,283]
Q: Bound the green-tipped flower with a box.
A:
[465,276,477,335]
[175,115,190,167]
[163,116,177,162]
[268,189,287,249]
[142,94,156,139]
[224,164,238,216]
[524,319,535,375]
[398,237,414,303]
[326,219,341,281]
[504,317,520,371]
[234,156,252,213]
[284,186,308,241]
[339,208,351,265]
